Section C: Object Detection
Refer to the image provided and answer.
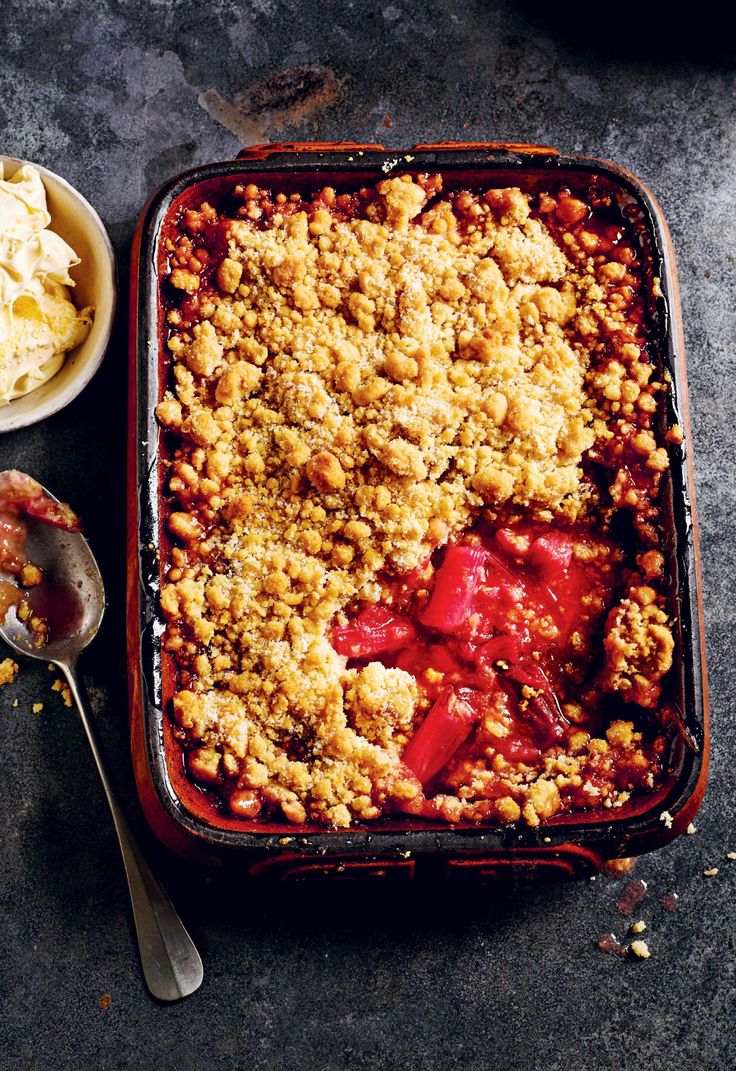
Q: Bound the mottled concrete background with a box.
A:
[1,1,735,1068]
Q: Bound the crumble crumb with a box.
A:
[630,920,646,934]
[0,658,19,687]
[659,810,674,829]
[51,678,73,708]
[630,939,651,959]
[726,852,736,861]
[32,702,43,714]
[703,867,719,877]
[602,857,636,877]
[686,822,697,835]
[602,591,674,709]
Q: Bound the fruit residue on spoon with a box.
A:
[0,469,80,646]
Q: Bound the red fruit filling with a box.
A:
[332,521,620,789]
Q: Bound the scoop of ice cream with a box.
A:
[0,163,93,406]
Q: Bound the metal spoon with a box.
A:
[0,497,203,1002]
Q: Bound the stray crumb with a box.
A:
[278,836,293,845]
[630,939,650,959]
[686,823,697,835]
[543,836,551,844]
[404,154,414,162]
[703,867,719,877]
[630,920,646,934]
[602,857,636,877]
[12,698,18,708]
[726,852,736,861]
[51,678,73,708]
[47,662,55,671]
[32,702,43,714]
[660,892,679,912]
[98,994,111,1011]
[0,658,19,687]
[381,157,398,172]
[596,932,625,957]
[659,810,673,829]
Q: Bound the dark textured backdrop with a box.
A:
[1,2,734,1069]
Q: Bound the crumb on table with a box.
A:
[0,658,19,687]
[51,678,73,708]
[630,939,651,959]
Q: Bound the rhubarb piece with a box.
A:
[419,544,487,632]
[527,532,573,579]
[495,528,531,560]
[490,733,542,765]
[476,632,530,667]
[505,660,550,691]
[396,640,466,683]
[526,692,567,742]
[332,604,416,659]
[402,686,481,783]
[0,471,80,533]
[0,512,26,574]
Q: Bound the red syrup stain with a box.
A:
[597,933,627,957]
[25,577,83,638]
[660,892,680,912]
[617,879,649,916]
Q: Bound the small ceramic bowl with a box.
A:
[0,155,117,433]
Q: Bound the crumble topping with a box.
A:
[157,175,675,829]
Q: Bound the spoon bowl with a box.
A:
[0,519,105,664]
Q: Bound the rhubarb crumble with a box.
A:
[156,173,676,829]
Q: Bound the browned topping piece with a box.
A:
[0,657,19,687]
[305,451,346,492]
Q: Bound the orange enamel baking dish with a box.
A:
[127,142,708,879]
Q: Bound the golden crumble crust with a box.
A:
[157,175,675,829]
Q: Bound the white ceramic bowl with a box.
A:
[0,155,117,433]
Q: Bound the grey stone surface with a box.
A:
[0,1,734,1068]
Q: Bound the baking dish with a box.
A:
[128,142,708,878]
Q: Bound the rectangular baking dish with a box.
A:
[127,142,709,879]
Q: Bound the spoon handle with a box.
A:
[60,662,204,1002]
